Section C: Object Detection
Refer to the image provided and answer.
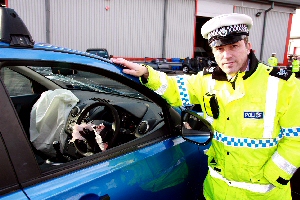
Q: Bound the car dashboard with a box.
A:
[64,92,164,140]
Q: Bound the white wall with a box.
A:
[289,9,300,56]
[290,9,300,38]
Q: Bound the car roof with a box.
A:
[0,43,139,82]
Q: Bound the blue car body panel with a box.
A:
[20,137,208,200]
[0,192,28,200]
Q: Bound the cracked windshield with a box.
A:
[30,66,147,100]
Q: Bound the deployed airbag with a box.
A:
[30,89,79,157]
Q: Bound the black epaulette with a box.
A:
[203,66,217,75]
[269,67,292,81]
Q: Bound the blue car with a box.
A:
[0,7,213,200]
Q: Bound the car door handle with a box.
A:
[100,194,110,200]
[79,193,110,200]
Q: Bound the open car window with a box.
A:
[1,67,33,96]
[0,64,166,173]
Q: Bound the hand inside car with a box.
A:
[111,58,149,78]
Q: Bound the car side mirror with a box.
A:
[181,110,213,146]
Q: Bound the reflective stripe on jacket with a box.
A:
[208,166,275,193]
[141,51,300,199]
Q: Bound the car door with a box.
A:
[0,62,208,200]
[0,78,32,200]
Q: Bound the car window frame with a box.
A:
[0,77,39,195]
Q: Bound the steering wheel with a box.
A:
[74,101,120,156]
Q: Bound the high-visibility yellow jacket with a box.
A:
[268,56,278,67]
[141,51,300,199]
[292,59,300,73]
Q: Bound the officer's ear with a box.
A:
[246,42,252,55]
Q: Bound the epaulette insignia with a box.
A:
[203,66,216,75]
[269,67,292,81]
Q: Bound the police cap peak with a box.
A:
[201,13,253,47]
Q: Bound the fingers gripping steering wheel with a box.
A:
[74,101,120,156]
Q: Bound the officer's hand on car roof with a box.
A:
[111,58,149,78]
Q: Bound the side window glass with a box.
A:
[0,68,33,96]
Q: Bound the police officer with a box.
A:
[112,13,300,200]
[292,55,300,77]
[268,53,278,67]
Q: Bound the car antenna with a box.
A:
[0,7,34,47]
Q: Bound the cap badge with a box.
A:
[219,27,227,36]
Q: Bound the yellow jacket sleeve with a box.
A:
[264,78,300,188]
[139,66,204,107]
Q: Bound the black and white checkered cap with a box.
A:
[208,24,249,40]
[201,13,253,40]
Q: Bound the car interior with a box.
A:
[0,63,178,171]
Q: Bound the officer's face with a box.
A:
[212,40,251,76]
